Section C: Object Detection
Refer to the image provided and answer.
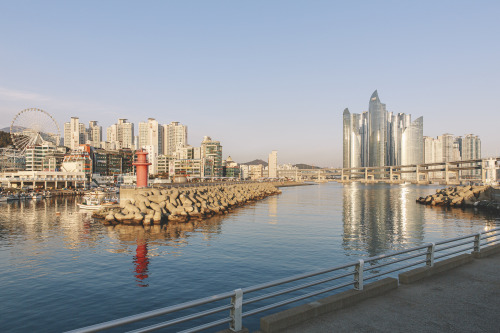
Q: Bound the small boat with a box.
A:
[29,192,43,200]
[77,196,103,210]
[7,194,20,201]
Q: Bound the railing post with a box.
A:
[426,243,435,267]
[354,259,364,290]
[473,233,481,253]
[230,288,243,332]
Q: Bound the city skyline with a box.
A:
[1,1,499,166]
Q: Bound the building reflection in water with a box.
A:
[268,196,278,225]
[342,183,425,258]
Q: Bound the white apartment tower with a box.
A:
[268,150,278,178]
[88,121,102,147]
[64,117,86,150]
[117,119,134,149]
[163,121,187,156]
[138,118,163,155]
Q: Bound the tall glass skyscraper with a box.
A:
[368,90,387,167]
[343,91,424,169]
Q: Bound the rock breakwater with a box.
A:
[416,185,500,211]
[92,183,281,225]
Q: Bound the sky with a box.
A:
[0,1,499,167]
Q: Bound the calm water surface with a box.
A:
[1,183,499,332]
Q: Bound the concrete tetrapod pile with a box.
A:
[416,185,500,211]
[92,183,282,225]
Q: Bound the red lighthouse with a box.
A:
[133,149,152,188]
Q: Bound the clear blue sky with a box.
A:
[1,1,499,167]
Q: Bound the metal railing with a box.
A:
[67,227,500,333]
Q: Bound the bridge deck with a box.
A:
[260,251,500,333]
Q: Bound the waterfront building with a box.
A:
[163,121,187,156]
[268,151,278,178]
[41,147,67,171]
[240,164,249,180]
[368,90,387,167]
[169,158,214,179]
[120,148,134,174]
[201,136,223,177]
[401,117,424,166]
[343,91,423,170]
[138,118,163,155]
[157,154,175,175]
[25,144,58,171]
[223,156,240,179]
[87,121,102,148]
[0,171,87,189]
[61,148,92,180]
[64,117,87,150]
[462,134,481,178]
[249,164,264,180]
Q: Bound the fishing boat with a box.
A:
[77,196,103,210]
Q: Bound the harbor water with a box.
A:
[1,183,499,332]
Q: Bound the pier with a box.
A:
[265,248,500,333]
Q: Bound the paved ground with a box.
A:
[279,253,500,333]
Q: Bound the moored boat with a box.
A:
[77,196,103,210]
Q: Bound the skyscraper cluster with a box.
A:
[343,90,423,169]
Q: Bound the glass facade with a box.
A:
[343,91,424,170]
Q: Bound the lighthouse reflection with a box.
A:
[134,238,150,287]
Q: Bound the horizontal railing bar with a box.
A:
[435,240,472,252]
[364,259,427,281]
[480,233,500,241]
[126,304,232,333]
[243,270,354,306]
[434,247,474,260]
[65,291,236,333]
[176,317,232,333]
[242,261,357,294]
[435,234,474,246]
[243,280,354,318]
[365,251,426,271]
[364,244,430,263]
[483,239,500,246]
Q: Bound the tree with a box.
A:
[0,131,13,148]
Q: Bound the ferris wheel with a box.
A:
[10,108,61,154]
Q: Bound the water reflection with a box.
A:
[342,183,425,257]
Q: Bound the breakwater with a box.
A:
[92,183,282,224]
[416,185,500,212]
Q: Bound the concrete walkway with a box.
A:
[273,252,500,333]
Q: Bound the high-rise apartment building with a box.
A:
[343,91,423,169]
[268,150,278,178]
[88,121,102,148]
[163,121,187,156]
[117,119,134,149]
[106,119,134,149]
[201,136,223,177]
[138,118,163,155]
[64,117,86,150]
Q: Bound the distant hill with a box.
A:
[241,159,268,167]
[1,126,26,133]
[294,164,321,169]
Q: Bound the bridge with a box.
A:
[283,157,500,185]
